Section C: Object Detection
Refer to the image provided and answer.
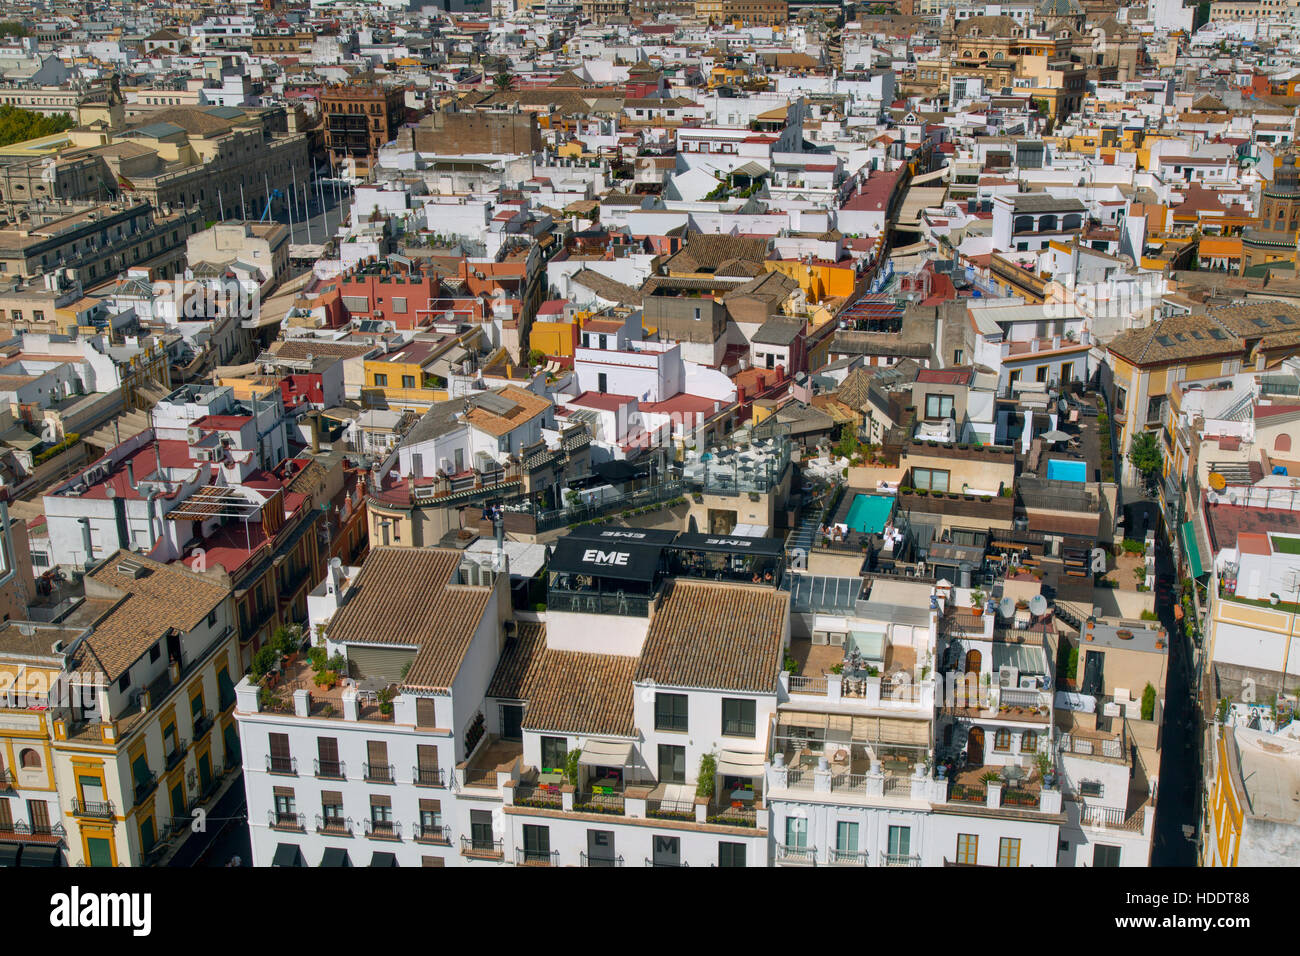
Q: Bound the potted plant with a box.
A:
[971,590,985,616]
[981,770,1002,785]
[1034,750,1054,786]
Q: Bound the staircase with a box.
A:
[86,406,152,453]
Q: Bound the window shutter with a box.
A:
[370,794,392,809]
[417,745,439,771]
[269,733,290,760]
[419,798,441,814]
[320,790,343,805]
[272,786,294,799]
[416,698,437,727]
[318,737,339,763]
[367,740,388,765]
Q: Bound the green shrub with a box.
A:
[565,747,582,787]
[696,753,717,798]
[1121,538,1145,555]
[783,653,800,675]
[1141,682,1156,721]
[1065,646,1078,680]
[251,646,277,679]
[1140,610,1159,621]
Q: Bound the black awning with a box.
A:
[0,843,19,866]
[548,535,662,582]
[21,845,60,867]
[671,533,785,557]
[369,851,398,867]
[272,843,305,867]
[592,459,647,483]
[320,847,351,867]
[565,526,680,546]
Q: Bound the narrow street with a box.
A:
[1127,499,1201,866]
[166,772,251,868]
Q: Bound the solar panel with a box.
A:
[1252,318,1269,328]
[1279,315,1296,326]
[1156,335,1173,346]
[1209,328,1227,340]
[471,392,520,417]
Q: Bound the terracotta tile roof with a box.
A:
[327,547,492,692]
[487,623,635,737]
[463,385,552,438]
[73,551,230,681]
[634,580,787,693]
[663,232,770,275]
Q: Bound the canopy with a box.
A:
[716,750,766,778]
[320,848,351,867]
[565,526,679,546]
[272,843,304,867]
[0,843,19,866]
[1039,429,1071,443]
[672,533,785,557]
[548,536,662,582]
[21,845,60,867]
[578,739,635,767]
[369,852,398,867]
[1181,520,1205,578]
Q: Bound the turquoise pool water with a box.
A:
[1046,459,1087,482]
[845,493,895,534]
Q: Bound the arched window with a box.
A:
[995,51,1005,60]
[979,50,989,58]
[1022,731,1038,754]
[994,728,1012,751]
[1277,433,1292,453]
[19,748,40,769]
[1039,214,1058,232]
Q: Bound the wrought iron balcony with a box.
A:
[71,799,116,820]
[580,851,624,867]
[266,755,297,776]
[192,710,215,739]
[314,758,346,780]
[363,819,401,841]
[516,847,559,866]
[412,767,444,787]
[413,823,450,844]
[364,762,394,784]
[315,814,352,836]
[268,810,306,832]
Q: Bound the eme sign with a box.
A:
[705,537,753,548]
[582,549,630,566]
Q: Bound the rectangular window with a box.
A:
[1093,844,1121,867]
[402,375,416,389]
[1080,780,1104,798]
[273,786,295,819]
[321,790,344,824]
[1036,365,1049,383]
[317,737,341,776]
[998,837,1021,867]
[373,374,388,387]
[416,744,440,785]
[540,736,567,773]
[785,816,808,848]
[719,842,746,867]
[912,467,950,492]
[522,823,550,863]
[957,833,978,865]
[268,733,291,773]
[419,798,442,830]
[366,740,390,781]
[721,698,756,737]
[924,393,954,419]
[654,693,688,732]
[888,825,911,860]
[470,809,494,849]
[1114,385,1127,414]
[836,821,859,853]
[657,744,685,784]
[415,698,437,727]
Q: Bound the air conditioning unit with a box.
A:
[812,631,827,646]
[998,665,1019,688]
[1019,675,1039,690]
[828,632,845,647]
[186,426,203,444]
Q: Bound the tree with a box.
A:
[1127,430,1163,490]
[0,106,74,148]
[1141,682,1157,721]
[492,71,516,92]
[527,347,545,367]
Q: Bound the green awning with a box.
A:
[369,851,398,867]
[1181,520,1205,578]
[0,843,19,866]
[320,847,351,867]
[272,843,304,867]
[21,845,60,867]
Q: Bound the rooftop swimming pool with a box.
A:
[844,493,895,535]
[1046,459,1087,483]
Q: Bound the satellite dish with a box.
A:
[999,596,1016,618]
[1209,472,1227,491]
[1029,594,1049,616]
